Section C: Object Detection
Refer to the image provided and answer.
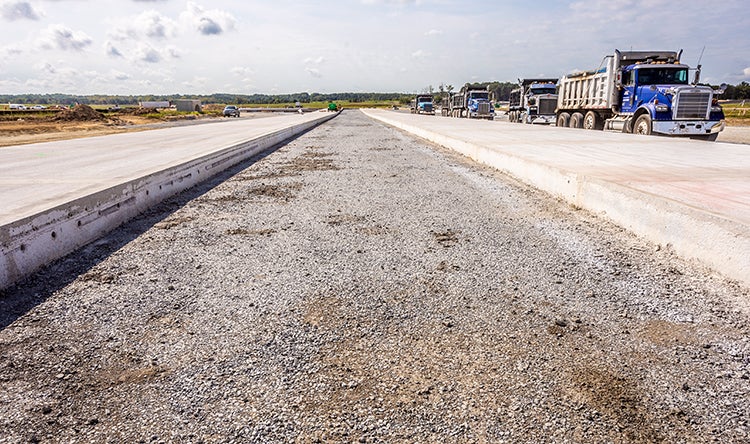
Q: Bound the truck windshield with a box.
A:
[636,68,689,85]
[530,87,556,95]
[418,98,432,103]
[469,92,489,100]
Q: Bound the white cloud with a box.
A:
[744,67,750,79]
[0,1,42,21]
[231,66,254,77]
[0,43,23,60]
[109,10,176,41]
[105,41,123,58]
[411,49,429,58]
[165,45,181,59]
[305,67,321,78]
[424,29,442,36]
[134,43,162,63]
[304,56,325,65]
[37,25,92,51]
[180,2,235,36]
[110,70,130,81]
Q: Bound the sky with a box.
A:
[1,0,748,95]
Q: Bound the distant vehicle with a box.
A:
[223,105,240,117]
[444,86,494,119]
[31,105,47,110]
[556,49,725,140]
[9,104,26,110]
[107,105,121,112]
[508,78,558,124]
[410,95,435,115]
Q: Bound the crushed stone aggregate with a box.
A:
[0,110,748,443]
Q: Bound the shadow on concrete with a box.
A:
[0,132,310,332]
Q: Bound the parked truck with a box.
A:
[556,49,725,140]
[446,86,495,119]
[410,95,435,115]
[508,78,558,124]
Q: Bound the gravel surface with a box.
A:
[1,110,748,443]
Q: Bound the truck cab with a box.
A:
[509,78,558,124]
[466,90,494,120]
[618,60,725,138]
[411,95,435,115]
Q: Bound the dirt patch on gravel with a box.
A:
[225,228,277,236]
[566,366,662,442]
[247,182,303,200]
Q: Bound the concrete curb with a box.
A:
[0,112,338,290]
[362,109,749,288]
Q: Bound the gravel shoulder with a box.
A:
[0,110,748,443]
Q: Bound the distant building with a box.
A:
[139,101,171,109]
[174,100,202,112]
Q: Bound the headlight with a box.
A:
[655,104,669,112]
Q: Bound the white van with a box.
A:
[9,104,27,110]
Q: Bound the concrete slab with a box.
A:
[362,109,750,287]
[0,111,337,289]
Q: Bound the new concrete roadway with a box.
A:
[364,109,750,288]
[0,110,336,288]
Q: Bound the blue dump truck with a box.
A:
[410,95,435,115]
[445,86,495,119]
[556,50,725,140]
[508,78,558,124]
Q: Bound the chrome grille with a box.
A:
[478,102,490,114]
[539,97,556,115]
[675,92,710,119]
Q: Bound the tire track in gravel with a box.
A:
[0,110,748,443]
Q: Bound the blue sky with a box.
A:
[0,0,748,95]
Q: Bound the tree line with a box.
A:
[0,92,412,106]
[1,81,748,106]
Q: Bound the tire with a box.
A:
[622,118,633,133]
[570,112,584,129]
[634,114,652,135]
[556,112,570,128]
[583,111,602,130]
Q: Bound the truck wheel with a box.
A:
[634,114,652,135]
[584,111,602,130]
[556,113,570,127]
[570,112,584,128]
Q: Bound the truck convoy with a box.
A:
[444,86,495,119]
[555,49,725,140]
[410,95,435,115]
[508,78,558,124]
